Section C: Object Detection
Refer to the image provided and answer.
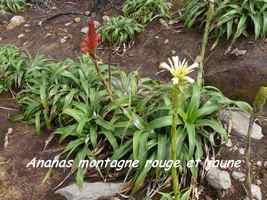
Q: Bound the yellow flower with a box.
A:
[159,56,198,86]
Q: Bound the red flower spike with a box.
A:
[80,19,101,58]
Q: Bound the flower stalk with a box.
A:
[171,87,180,200]
[80,18,113,100]
[160,56,198,200]
[197,0,215,87]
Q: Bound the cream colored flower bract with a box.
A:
[159,56,198,86]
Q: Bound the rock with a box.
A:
[159,19,169,28]
[74,17,81,23]
[206,168,232,190]
[171,50,176,55]
[219,110,264,140]
[24,23,30,27]
[239,147,245,155]
[85,11,90,15]
[232,171,246,182]
[256,180,262,185]
[60,36,68,44]
[81,26,88,34]
[55,182,124,200]
[65,22,72,26]
[0,10,13,21]
[264,161,267,168]
[256,161,262,167]
[251,184,262,200]
[7,16,25,30]
[17,33,25,39]
[164,39,169,44]
[103,15,110,22]
[230,48,247,56]
[0,37,2,41]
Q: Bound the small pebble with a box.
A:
[17,33,25,39]
[0,37,2,41]
[256,180,262,185]
[85,11,90,15]
[65,22,72,26]
[24,23,30,27]
[171,50,176,55]
[164,39,169,44]
[103,15,110,22]
[256,161,262,167]
[155,36,159,39]
[60,36,68,43]
[74,17,81,23]
[25,29,31,33]
[239,148,245,155]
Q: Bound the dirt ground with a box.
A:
[0,0,267,199]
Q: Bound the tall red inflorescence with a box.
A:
[80,18,101,58]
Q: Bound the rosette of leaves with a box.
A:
[0,0,27,12]
[0,45,27,93]
[123,0,171,24]
[182,0,267,42]
[98,16,144,46]
[108,82,251,193]
[17,55,108,134]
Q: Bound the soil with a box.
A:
[0,0,267,200]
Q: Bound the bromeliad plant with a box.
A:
[98,16,144,47]
[0,43,252,198]
[0,0,27,12]
[0,45,27,93]
[159,56,199,200]
[182,0,267,43]
[123,0,171,24]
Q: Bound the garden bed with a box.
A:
[0,0,267,200]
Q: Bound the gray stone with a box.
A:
[220,110,263,140]
[206,168,231,190]
[55,182,124,200]
[7,15,25,30]
[251,184,262,200]
[232,171,246,182]
[0,10,12,21]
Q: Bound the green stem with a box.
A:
[93,59,113,101]
[171,87,180,200]
[245,113,254,200]
[197,1,214,87]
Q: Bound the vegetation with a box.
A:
[123,0,171,24]
[0,45,27,93]
[98,16,144,46]
[0,0,27,12]
[0,45,251,198]
[182,0,267,42]
[1,0,262,198]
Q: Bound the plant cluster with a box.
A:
[98,0,170,46]
[98,16,144,46]
[182,0,267,42]
[0,45,27,93]
[123,0,171,24]
[0,0,27,12]
[0,45,251,198]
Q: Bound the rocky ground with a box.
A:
[0,0,267,200]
